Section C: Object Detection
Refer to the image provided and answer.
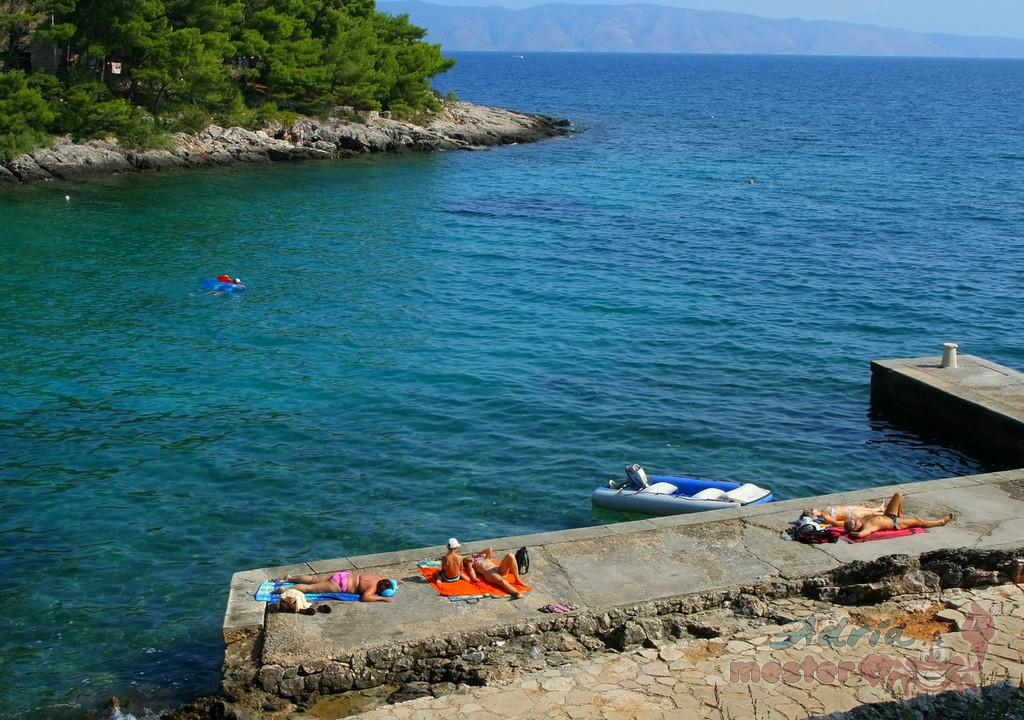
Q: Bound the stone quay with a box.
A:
[207,347,1024,719]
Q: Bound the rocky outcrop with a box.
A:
[0,102,571,187]
[30,135,134,179]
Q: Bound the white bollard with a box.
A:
[941,342,959,368]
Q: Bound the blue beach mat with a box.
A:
[255,580,360,603]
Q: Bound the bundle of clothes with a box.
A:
[782,513,843,544]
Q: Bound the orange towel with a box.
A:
[419,565,531,598]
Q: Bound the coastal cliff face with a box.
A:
[0,102,571,187]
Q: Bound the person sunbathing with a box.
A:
[805,502,886,527]
[843,492,954,540]
[464,547,526,599]
[272,571,401,603]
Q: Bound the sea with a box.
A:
[2,52,1023,718]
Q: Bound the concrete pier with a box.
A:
[219,353,1024,719]
[871,351,1024,466]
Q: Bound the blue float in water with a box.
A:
[200,277,245,293]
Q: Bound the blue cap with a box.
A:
[380,579,397,597]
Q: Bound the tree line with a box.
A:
[0,0,456,160]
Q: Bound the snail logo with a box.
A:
[909,636,953,692]
[859,602,994,695]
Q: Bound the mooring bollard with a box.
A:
[941,342,959,368]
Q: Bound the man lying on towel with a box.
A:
[840,492,954,540]
[271,571,401,602]
[463,547,527,599]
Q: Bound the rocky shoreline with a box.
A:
[0,102,571,187]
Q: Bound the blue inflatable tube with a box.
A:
[201,278,245,293]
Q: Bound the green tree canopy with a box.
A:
[0,0,455,159]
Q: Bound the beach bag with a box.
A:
[515,546,530,574]
[793,523,841,544]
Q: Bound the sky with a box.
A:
[418,0,1024,40]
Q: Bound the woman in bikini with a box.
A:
[272,570,401,602]
[463,547,526,599]
[843,492,954,540]
[805,501,886,527]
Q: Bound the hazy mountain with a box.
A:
[377,1,1024,57]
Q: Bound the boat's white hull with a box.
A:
[591,475,773,517]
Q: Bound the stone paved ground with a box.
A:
[340,583,1024,720]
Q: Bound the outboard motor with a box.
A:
[625,463,649,489]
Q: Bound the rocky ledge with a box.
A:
[0,102,571,187]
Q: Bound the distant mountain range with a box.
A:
[377,1,1024,57]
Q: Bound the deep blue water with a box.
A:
[2,52,1024,718]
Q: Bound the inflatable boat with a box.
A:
[591,464,773,516]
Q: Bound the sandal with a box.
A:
[541,603,577,614]
[298,607,316,616]
[318,604,332,613]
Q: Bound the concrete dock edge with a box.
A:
[871,353,1024,465]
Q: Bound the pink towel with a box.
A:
[840,527,926,543]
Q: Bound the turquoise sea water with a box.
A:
[2,53,1024,718]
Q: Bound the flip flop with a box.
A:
[318,604,332,613]
[539,605,553,613]
[298,607,316,616]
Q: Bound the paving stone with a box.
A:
[725,639,757,654]
[670,666,705,679]
[642,660,672,677]
[659,646,685,663]
[662,709,692,720]
[479,690,536,715]
[539,676,576,692]
[669,690,705,712]
[634,673,659,688]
